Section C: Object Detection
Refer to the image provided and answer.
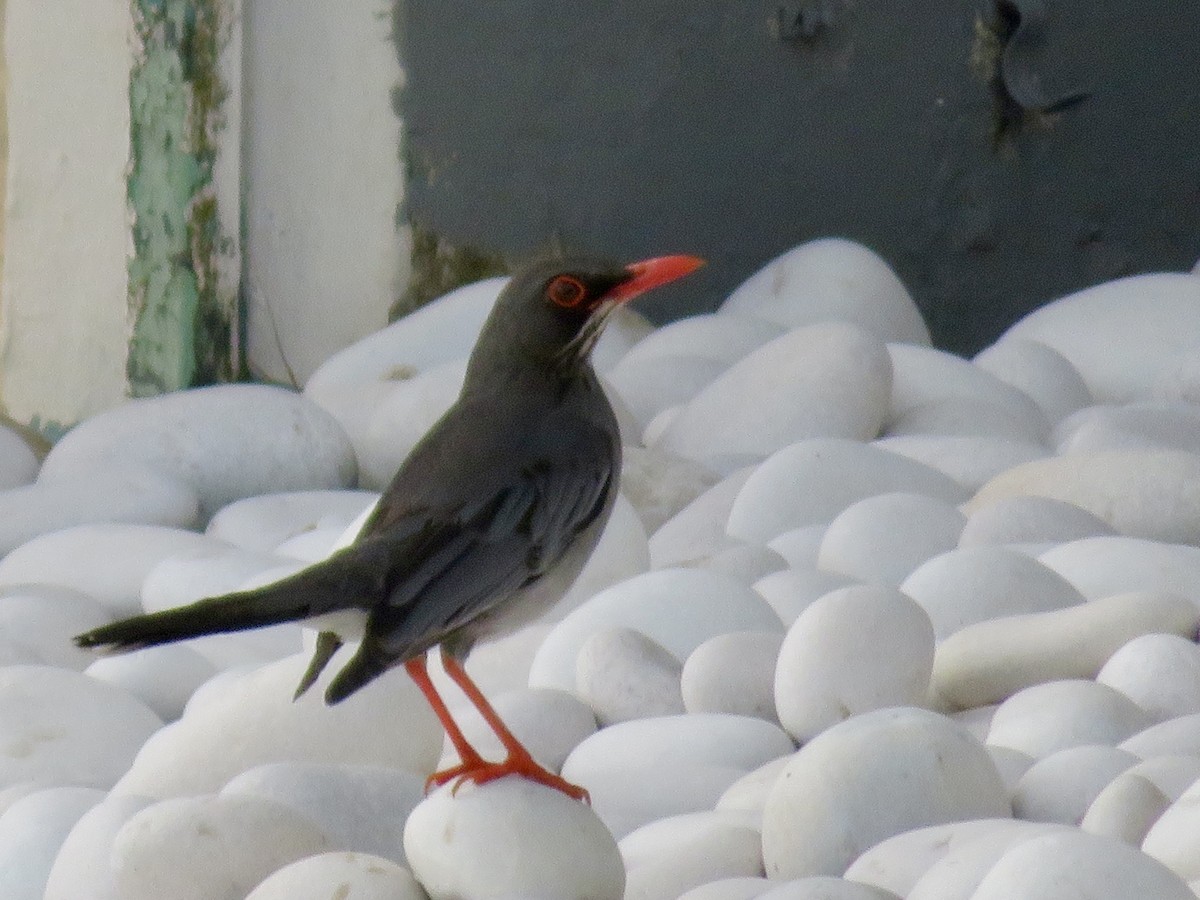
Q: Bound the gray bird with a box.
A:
[75,253,704,799]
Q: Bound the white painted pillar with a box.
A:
[0,0,134,435]
[243,0,409,386]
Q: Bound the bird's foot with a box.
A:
[427,751,589,803]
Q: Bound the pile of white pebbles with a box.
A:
[3,238,1200,899]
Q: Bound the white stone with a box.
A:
[86,644,218,721]
[996,271,1200,402]
[767,525,828,569]
[0,466,200,555]
[0,786,103,900]
[112,652,440,798]
[1123,756,1200,801]
[222,762,424,866]
[529,568,782,692]
[970,830,1193,899]
[1038,536,1200,604]
[0,523,230,616]
[110,793,331,900]
[0,425,39,490]
[873,434,1049,492]
[988,746,1036,791]
[273,526,346,562]
[683,631,783,721]
[0,585,111,670]
[1142,779,1200,882]
[693,543,787,585]
[886,396,1048,444]
[886,343,1050,432]
[959,495,1114,546]
[649,466,755,567]
[846,819,1049,898]
[655,323,892,471]
[140,546,302,613]
[753,567,854,626]
[576,627,684,726]
[758,877,901,899]
[1098,633,1200,720]
[1011,745,1138,823]
[39,384,357,517]
[0,665,161,790]
[403,779,624,900]
[761,707,1007,878]
[1056,401,1200,456]
[245,852,426,900]
[677,876,773,900]
[357,359,466,489]
[816,492,964,586]
[986,680,1153,758]
[609,353,727,430]
[434,687,597,775]
[719,238,930,345]
[621,810,763,900]
[621,446,721,536]
[562,714,794,838]
[1152,347,1200,403]
[974,338,1093,424]
[715,756,790,818]
[205,489,378,554]
[1121,715,1200,757]
[727,439,968,544]
[930,591,1200,710]
[44,793,154,900]
[899,546,1084,641]
[774,586,935,742]
[1081,773,1172,844]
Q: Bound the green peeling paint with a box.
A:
[127,0,236,397]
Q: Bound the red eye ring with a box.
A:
[547,275,587,308]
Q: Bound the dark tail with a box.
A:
[75,558,362,653]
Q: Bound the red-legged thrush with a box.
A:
[75,253,705,800]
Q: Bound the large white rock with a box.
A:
[608,353,726,431]
[654,323,892,471]
[0,665,161,790]
[621,810,763,900]
[694,543,787,586]
[404,779,624,900]
[39,384,357,518]
[872,435,1049,493]
[0,466,200,556]
[760,707,1008,878]
[727,439,968,544]
[986,680,1153,758]
[774,586,934,742]
[43,793,155,900]
[767,524,829,569]
[886,343,1050,434]
[974,338,1093,425]
[757,878,901,899]
[995,271,1200,402]
[86,644,219,721]
[970,829,1193,899]
[682,631,783,721]
[205,489,377,554]
[816,492,964,586]
[1121,715,1200,758]
[649,466,755,567]
[621,446,721,536]
[899,546,1084,641]
[1097,633,1200,721]
[971,450,1200,545]
[1143,777,1200,881]
[112,652,441,798]
[1038,536,1200,604]
[752,567,855,626]
[109,793,331,900]
[715,756,791,819]
[0,585,111,670]
[575,627,684,726]
[719,238,931,345]
[959,495,1115,546]
[1081,772,1172,844]
[222,761,424,866]
[244,852,427,900]
[0,523,231,616]
[930,591,1200,709]
[1011,745,1138,823]
[561,714,794,838]
[0,786,103,900]
[885,396,1048,445]
[140,546,302,613]
[1056,401,1200,456]
[677,876,773,900]
[529,568,782,692]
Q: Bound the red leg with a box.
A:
[403,656,489,792]
[440,648,589,802]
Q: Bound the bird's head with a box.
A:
[468,254,705,382]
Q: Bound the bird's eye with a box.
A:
[546,275,587,309]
